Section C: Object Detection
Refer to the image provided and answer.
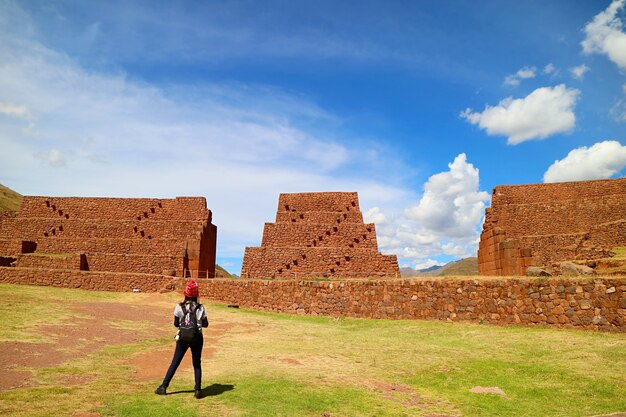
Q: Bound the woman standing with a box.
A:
[155,280,208,399]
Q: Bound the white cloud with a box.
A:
[461,84,580,144]
[363,207,388,225]
[543,63,556,74]
[570,64,590,80]
[0,12,411,267]
[582,0,626,70]
[36,149,66,167]
[405,154,489,238]
[374,154,489,268]
[412,259,440,270]
[503,66,536,87]
[543,140,626,183]
[0,102,32,120]
[610,84,626,122]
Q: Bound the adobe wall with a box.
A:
[261,223,378,249]
[242,192,399,278]
[479,178,626,276]
[1,268,623,331]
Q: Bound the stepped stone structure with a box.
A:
[241,192,400,278]
[0,196,217,278]
[478,178,626,276]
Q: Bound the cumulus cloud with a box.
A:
[374,154,489,268]
[405,154,489,237]
[570,64,590,80]
[610,84,626,122]
[461,84,580,144]
[363,207,388,225]
[543,141,626,182]
[582,0,626,70]
[503,66,536,87]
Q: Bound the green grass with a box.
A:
[0,183,22,212]
[0,284,624,417]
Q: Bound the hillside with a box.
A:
[0,183,22,212]
[401,257,479,277]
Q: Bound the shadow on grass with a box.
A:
[168,384,235,397]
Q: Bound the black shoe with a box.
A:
[194,389,202,399]
[155,386,167,395]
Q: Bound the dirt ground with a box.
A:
[0,295,235,392]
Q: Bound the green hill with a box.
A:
[215,264,234,278]
[0,183,22,212]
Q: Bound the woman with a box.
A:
[155,280,208,399]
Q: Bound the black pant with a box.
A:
[162,335,203,390]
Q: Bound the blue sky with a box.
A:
[1,0,625,274]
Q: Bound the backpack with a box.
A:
[178,303,200,343]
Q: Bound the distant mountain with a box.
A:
[400,264,442,277]
[0,183,22,212]
[400,257,478,277]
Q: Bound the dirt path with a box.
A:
[1,297,168,391]
[0,294,235,391]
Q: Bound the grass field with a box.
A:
[0,284,624,417]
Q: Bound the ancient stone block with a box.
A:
[241,192,399,278]
[478,178,626,276]
[0,196,217,278]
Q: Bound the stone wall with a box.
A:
[479,178,626,276]
[33,238,186,257]
[242,192,399,278]
[0,195,217,277]
[1,267,623,331]
[277,192,361,215]
[261,222,378,249]
[0,218,203,240]
[197,277,624,331]
[242,247,400,278]
[19,196,210,221]
[12,253,85,270]
[0,267,173,292]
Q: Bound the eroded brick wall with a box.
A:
[479,178,626,275]
[242,192,399,278]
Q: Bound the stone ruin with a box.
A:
[0,196,217,278]
[478,178,626,276]
[241,192,400,278]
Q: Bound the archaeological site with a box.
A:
[478,178,626,276]
[0,182,624,331]
[0,196,217,288]
[241,192,400,278]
